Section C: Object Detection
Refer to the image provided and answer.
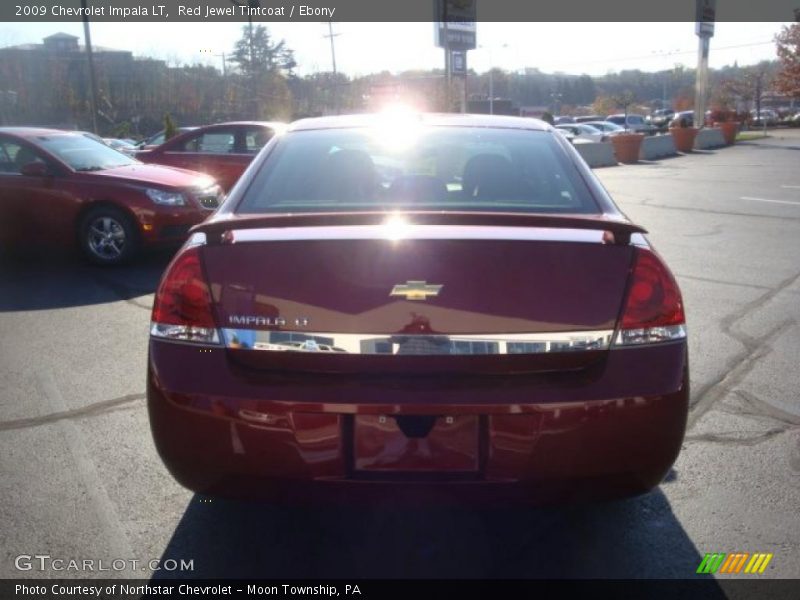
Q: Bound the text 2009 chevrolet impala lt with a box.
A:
[148,113,688,504]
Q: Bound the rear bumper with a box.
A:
[148,340,689,505]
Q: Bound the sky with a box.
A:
[0,22,789,77]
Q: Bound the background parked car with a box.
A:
[647,109,675,131]
[574,115,604,123]
[136,126,198,151]
[750,109,779,126]
[0,127,222,264]
[555,123,608,142]
[554,128,576,143]
[103,138,138,156]
[606,114,656,135]
[670,111,695,128]
[78,131,105,144]
[135,121,282,192]
[553,116,576,125]
[583,121,628,136]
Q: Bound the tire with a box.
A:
[78,205,139,266]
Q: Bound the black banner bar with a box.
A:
[4,579,800,600]
[2,0,800,22]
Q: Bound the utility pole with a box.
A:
[248,14,256,117]
[81,0,99,134]
[461,50,468,114]
[325,22,339,76]
[754,68,766,130]
[478,44,507,115]
[214,52,228,77]
[214,52,229,118]
[694,0,716,129]
[694,35,710,128]
[323,21,341,114]
[651,48,680,109]
[489,67,494,115]
[551,92,562,117]
[443,19,451,112]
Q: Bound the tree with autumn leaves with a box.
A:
[774,23,800,98]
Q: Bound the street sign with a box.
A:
[695,0,715,37]
[451,50,467,75]
[434,0,477,50]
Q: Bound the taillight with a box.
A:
[614,248,686,346]
[150,246,220,344]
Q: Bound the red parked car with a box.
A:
[135,126,198,151]
[136,121,283,193]
[0,128,223,264]
[148,113,689,504]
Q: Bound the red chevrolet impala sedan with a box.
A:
[148,113,689,504]
[136,121,283,193]
[0,128,223,265]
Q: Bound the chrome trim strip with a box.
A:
[220,328,614,355]
[151,322,220,345]
[613,324,687,346]
[629,232,649,248]
[226,225,607,244]
[185,231,207,247]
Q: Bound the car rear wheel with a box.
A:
[79,206,139,265]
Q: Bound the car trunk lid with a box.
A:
[197,213,643,374]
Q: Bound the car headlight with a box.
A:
[146,188,186,206]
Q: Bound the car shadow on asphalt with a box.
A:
[152,482,724,584]
[0,247,174,311]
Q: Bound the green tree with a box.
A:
[231,24,296,77]
[163,113,178,140]
[112,121,131,138]
[231,24,296,119]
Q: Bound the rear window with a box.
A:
[182,131,235,153]
[237,126,598,215]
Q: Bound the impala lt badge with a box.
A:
[228,315,309,327]
[390,281,443,301]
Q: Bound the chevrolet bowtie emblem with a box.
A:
[390,280,443,301]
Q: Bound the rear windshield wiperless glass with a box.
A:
[236,126,599,215]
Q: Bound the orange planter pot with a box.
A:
[718,122,738,145]
[610,133,644,164]
[671,127,698,153]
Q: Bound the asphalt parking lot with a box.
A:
[1,131,798,581]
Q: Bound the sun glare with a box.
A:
[370,106,424,153]
[382,214,412,241]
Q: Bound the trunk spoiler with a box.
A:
[193,212,647,246]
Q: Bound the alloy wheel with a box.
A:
[87,216,126,260]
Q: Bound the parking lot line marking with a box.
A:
[740,196,800,206]
[37,372,134,563]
